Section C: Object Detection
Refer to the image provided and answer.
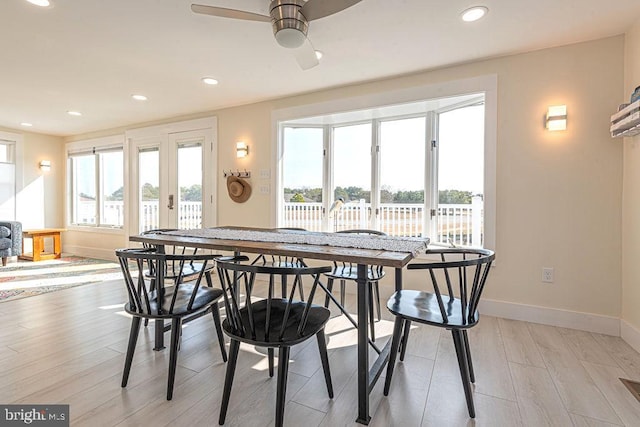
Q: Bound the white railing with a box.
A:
[101,197,483,246]
[100,200,203,231]
[283,196,484,247]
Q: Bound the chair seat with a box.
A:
[125,284,223,319]
[387,290,479,329]
[223,299,331,347]
[324,265,385,281]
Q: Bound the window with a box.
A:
[68,140,124,228]
[278,94,487,247]
[282,127,324,231]
[0,139,16,220]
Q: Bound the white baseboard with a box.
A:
[63,245,117,262]
[479,298,621,336]
[621,320,640,353]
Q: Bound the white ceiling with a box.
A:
[2,0,640,137]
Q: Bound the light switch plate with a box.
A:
[260,169,270,179]
[259,184,270,194]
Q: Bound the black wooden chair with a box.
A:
[215,259,334,427]
[116,247,231,400]
[383,247,495,418]
[139,229,222,329]
[323,229,386,340]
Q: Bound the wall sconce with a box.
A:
[546,105,567,131]
[236,142,249,158]
[39,160,51,171]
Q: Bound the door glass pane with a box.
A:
[380,117,426,237]
[333,123,371,231]
[438,104,485,246]
[282,127,324,231]
[177,142,202,229]
[71,154,96,225]
[100,150,124,227]
[139,148,160,233]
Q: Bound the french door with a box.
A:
[131,129,213,233]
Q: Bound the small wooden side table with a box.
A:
[19,228,66,262]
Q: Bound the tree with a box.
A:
[180,184,202,201]
[439,189,472,204]
[380,186,394,203]
[141,183,159,200]
[393,190,424,203]
[290,193,305,202]
[108,186,124,201]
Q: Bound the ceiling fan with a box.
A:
[191,0,363,70]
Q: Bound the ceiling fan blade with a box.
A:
[292,38,319,70]
[191,4,271,22]
[301,0,362,21]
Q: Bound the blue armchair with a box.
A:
[0,221,22,266]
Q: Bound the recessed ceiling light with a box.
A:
[202,77,219,85]
[315,50,323,60]
[20,122,33,127]
[26,0,50,7]
[132,94,148,101]
[67,111,82,116]
[461,6,488,22]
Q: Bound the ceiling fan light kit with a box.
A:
[191,0,362,69]
[271,0,309,48]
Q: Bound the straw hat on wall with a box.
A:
[226,175,252,203]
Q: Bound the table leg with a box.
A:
[154,320,165,350]
[32,236,43,262]
[356,263,370,424]
[53,233,62,258]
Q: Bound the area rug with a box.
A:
[0,256,122,303]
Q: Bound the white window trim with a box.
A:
[0,131,22,221]
[272,75,497,250]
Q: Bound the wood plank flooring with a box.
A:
[1,278,640,426]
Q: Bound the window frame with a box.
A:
[273,75,497,250]
[66,135,126,232]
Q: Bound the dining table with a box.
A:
[129,226,428,425]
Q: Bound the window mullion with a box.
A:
[425,111,438,239]
[322,125,332,232]
[371,119,380,231]
[95,153,101,227]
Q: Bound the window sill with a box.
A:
[65,225,125,235]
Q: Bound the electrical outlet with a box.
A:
[542,267,554,283]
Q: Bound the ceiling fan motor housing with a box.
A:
[270,0,309,48]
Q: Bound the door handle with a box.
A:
[168,194,174,210]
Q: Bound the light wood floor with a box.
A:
[1,278,640,426]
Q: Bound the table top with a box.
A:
[23,228,66,235]
[130,227,429,269]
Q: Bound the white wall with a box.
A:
[622,17,640,348]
